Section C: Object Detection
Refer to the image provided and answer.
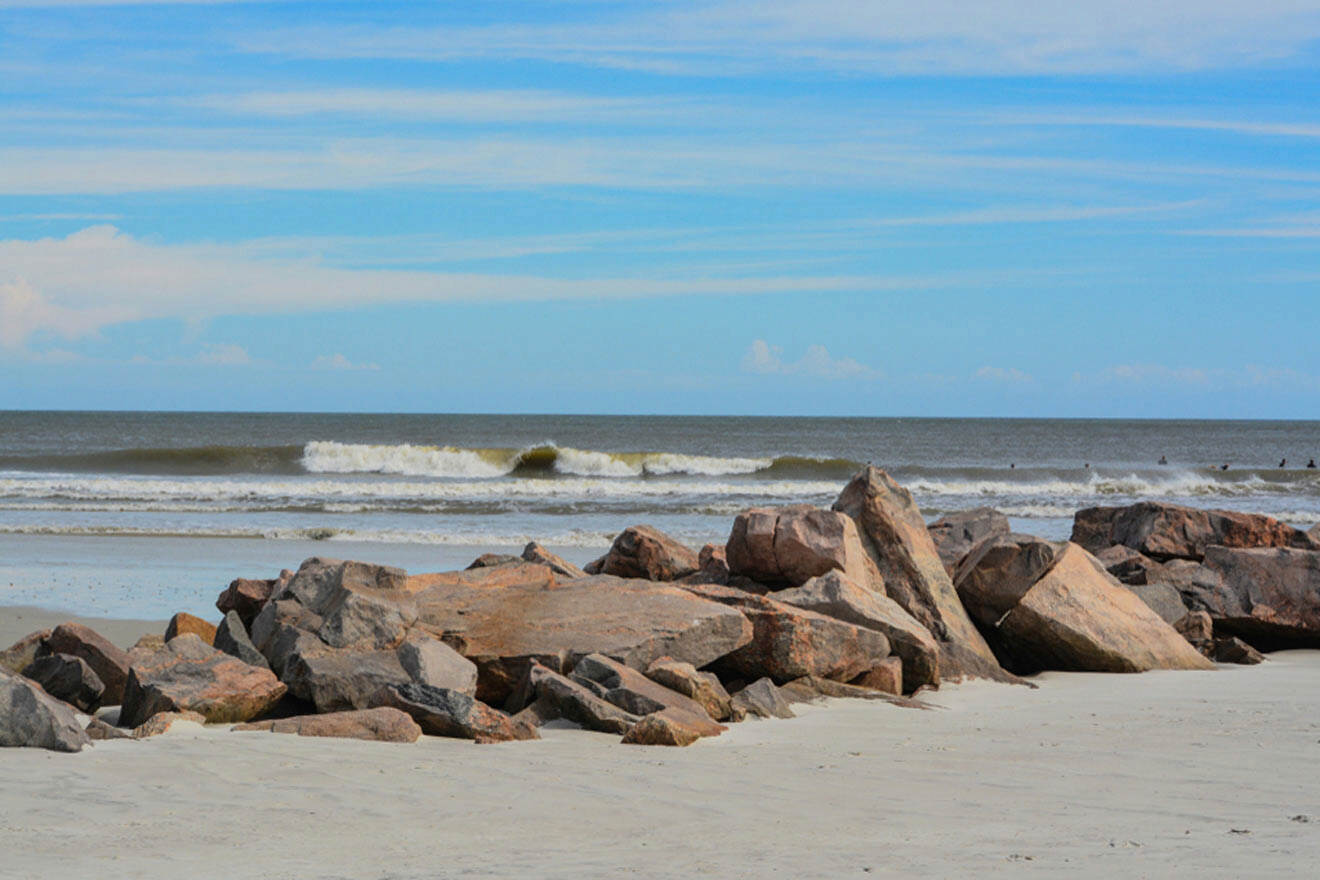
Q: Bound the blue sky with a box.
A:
[1,1,1319,417]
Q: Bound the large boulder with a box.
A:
[521,542,588,580]
[595,525,700,581]
[120,634,287,727]
[380,683,538,743]
[216,575,280,628]
[683,583,890,685]
[0,630,51,676]
[42,623,132,705]
[1196,546,1320,648]
[214,611,269,669]
[997,543,1215,673]
[832,467,1000,675]
[22,654,104,713]
[570,653,724,737]
[774,570,939,692]
[927,507,1010,574]
[1071,502,1317,561]
[412,571,752,704]
[953,534,1063,629]
[234,708,422,743]
[726,505,881,590]
[0,670,91,752]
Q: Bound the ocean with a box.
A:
[1,411,1318,618]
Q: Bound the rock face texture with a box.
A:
[0,630,51,676]
[1196,546,1320,647]
[216,576,279,628]
[380,683,538,743]
[120,634,287,727]
[730,678,794,719]
[997,544,1215,673]
[832,467,1000,676]
[774,570,939,692]
[594,525,700,581]
[725,506,881,590]
[1072,502,1317,561]
[214,611,269,669]
[954,534,1064,629]
[621,713,704,746]
[506,663,642,734]
[22,653,104,712]
[521,542,588,580]
[42,622,133,705]
[684,583,890,685]
[0,670,91,752]
[644,658,734,722]
[234,707,422,743]
[928,507,1011,574]
[569,653,724,738]
[165,612,217,645]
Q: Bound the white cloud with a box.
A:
[742,339,880,380]
[0,277,129,349]
[196,343,251,366]
[311,353,381,372]
[975,366,1035,384]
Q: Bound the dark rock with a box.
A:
[521,542,588,580]
[1124,582,1189,625]
[505,663,640,734]
[164,612,217,645]
[214,610,269,669]
[233,707,422,743]
[467,553,522,569]
[120,634,287,727]
[1174,610,1215,657]
[726,505,881,589]
[0,670,91,752]
[953,533,1063,628]
[1095,545,1162,585]
[1197,546,1320,648]
[0,630,51,676]
[596,525,700,581]
[570,653,724,737]
[216,576,278,628]
[381,682,538,742]
[1213,636,1266,665]
[42,622,133,705]
[1071,502,1317,561]
[729,678,794,719]
[22,653,104,712]
[927,507,1010,574]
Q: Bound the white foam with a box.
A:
[302,441,511,478]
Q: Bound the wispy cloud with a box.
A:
[196,342,252,366]
[311,352,380,372]
[975,365,1035,385]
[1077,363,1320,391]
[741,339,880,380]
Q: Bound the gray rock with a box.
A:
[0,630,51,676]
[569,653,724,737]
[41,623,133,705]
[927,507,1010,574]
[380,682,538,742]
[214,611,269,670]
[1123,582,1189,625]
[953,533,1063,628]
[506,663,641,734]
[395,633,478,697]
[730,678,795,720]
[22,653,104,713]
[0,670,91,752]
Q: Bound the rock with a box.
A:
[1095,545,1162,585]
[596,525,700,581]
[278,557,410,611]
[1213,636,1266,665]
[280,645,411,712]
[569,653,724,737]
[621,713,704,746]
[233,707,422,743]
[214,611,269,669]
[120,634,287,727]
[216,576,278,628]
[726,506,881,589]
[42,622,133,705]
[774,570,939,692]
[164,612,217,645]
[22,653,104,712]
[0,670,91,752]
[0,629,51,675]
[380,682,537,743]
[522,542,588,580]
[395,633,478,697]
[505,663,641,734]
[131,634,166,657]
[833,467,1000,676]
[1174,610,1215,656]
[696,543,730,584]
[1124,582,1189,625]
[953,533,1063,629]
[778,676,936,709]
[1071,502,1317,561]
[927,507,1010,574]
[644,658,733,722]
[997,543,1215,673]
[850,656,903,695]
[85,716,131,740]
[467,553,522,569]
[132,710,206,738]
[412,572,752,705]
[1196,546,1320,648]
[684,583,890,685]
[729,678,794,719]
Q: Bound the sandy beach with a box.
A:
[3,602,1317,879]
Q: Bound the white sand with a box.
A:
[3,649,1319,878]
[0,605,165,650]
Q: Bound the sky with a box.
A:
[1,1,1319,417]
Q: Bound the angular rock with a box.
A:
[621,713,703,746]
[1213,636,1266,665]
[778,675,937,709]
[120,634,287,727]
[0,670,91,752]
[953,533,1063,629]
[596,525,700,581]
[729,678,794,719]
[0,629,51,676]
[22,653,104,713]
[216,576,278,628]
[696,543,730,584]
[467,553,522,569]
[412,572,752,704]
[43,622,133,705]
[726,505,881,589]
[522,542,588,580]
[1071,502,1317,561]
[850,656,903,695]
[833,467,1000,675]
[1094,544,1163,586]
[214,611,269,669]
[506,663,641,734]
[570,653,724,737]
[396,633,479,697]
[280,644,410,712]
[685,583,889,685]
[278,557,410,614]
[644,658,733,722]
[165,612,217,645]
[233,707,422,743]
[775,570,939,692]
[1197,546,1320,648]
[1124,582,1188,625]
[85,716,131,740]
[133,710,206,738]
[997,543,1215,673]
[928,507,1010,574]
[131,634,165,657]
[380,682,537,743]
[1174,610,1215,656]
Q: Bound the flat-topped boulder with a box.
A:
[998,543,1214,673]
[592,525,700,581]
[927,507,1010,574]
[0,670,91,752]
[1197,546,1320,648]
[726,505,881,589]
[954,533,1063,628]
[120,634,287,727]
[1072,502,1317,561]
[234,707,422,743]
[833,467,1001,677]
[412,573,753,705]
[42,622,132,705]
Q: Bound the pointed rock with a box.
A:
[570,653,724,737]
[165,612,217,645]
[954,533,1064,628]
[43,622,132,705]
[214,611,269,669]
[596,525,700,581]
[0,630,51,676]
[506,663,641,734]
[522,542,587,580]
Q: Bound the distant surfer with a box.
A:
[1221,463,1229,471]
[1158,455,1168,465]
[1280,458,1287,468]
[1309,459,1317,469]
[1010,463,1015,469]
